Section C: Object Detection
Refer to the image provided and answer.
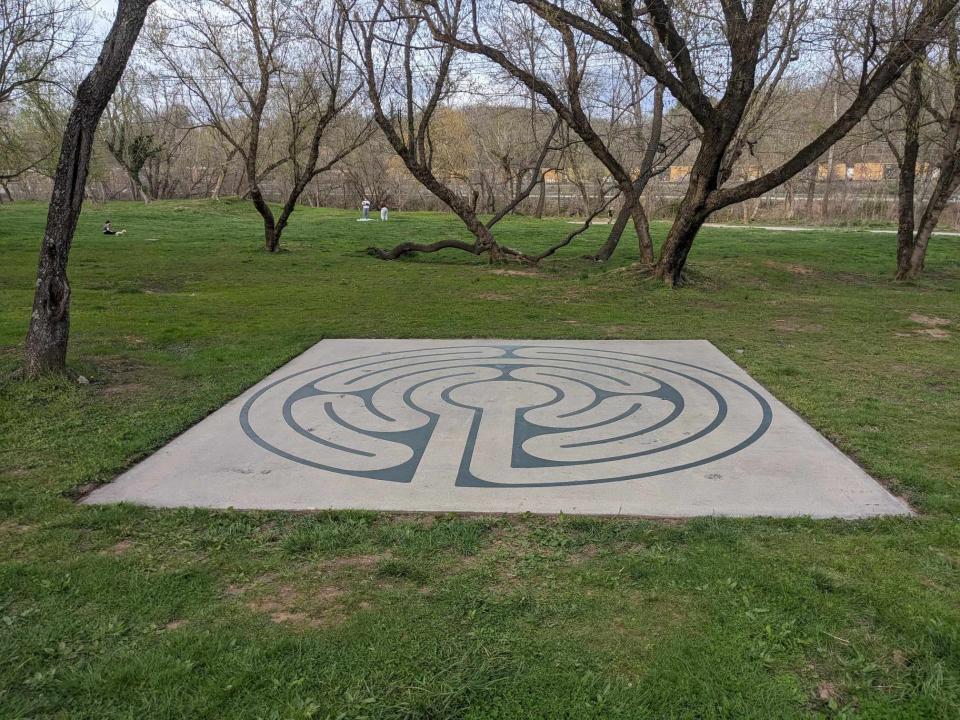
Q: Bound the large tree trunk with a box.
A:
[654,142,725,286]
[23,0,155,377]
[903,168,960,278]
[653,204,709,286]
[899,30,960,280]
[895,65,923,280]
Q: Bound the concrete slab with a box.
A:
[84,340,911,518]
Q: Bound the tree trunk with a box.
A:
[592,202,632,261]
[821,170,834,220]
[804,169,817,219]
[821,86,841,220]
[591,184,655,263]
[211,167,226,200]
[654,205,709,286]
[369,220,501,260]
[895,65,923,280]
[248,167,279,252]
[23,0,155,377]
[534,178,546,219]
[135,176,151,204]
[629,197,655,264]
[899,30,960,280]
[903,168,960,278]
[264,223,279,253]
[654,140,725,285]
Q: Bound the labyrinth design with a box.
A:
[85,340,912,517]
[239,344,773,487]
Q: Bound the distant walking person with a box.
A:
[103,219,126,236]
[380,205,388,221]
[361,198,371,220]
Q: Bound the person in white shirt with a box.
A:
[361,199,371,220]
[380,205,388,221]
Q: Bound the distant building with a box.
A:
[852,163,884,181]
[817,163,848,181]
[543,169,567,184]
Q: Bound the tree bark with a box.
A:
[903,164,960,278]
[591,202,632,261]
[891,24,960,279]
[654,133,728,285]
[590,196,655,263]
[803,169,816,219]
[23,0,155,377]
[249,181,279,252]
[630,197,655,264]
[653,203,709,286]
[895,64,923,280]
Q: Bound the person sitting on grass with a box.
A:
[103,219,126,236]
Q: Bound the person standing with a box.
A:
[380,205,388,221]
[361,198,371,220]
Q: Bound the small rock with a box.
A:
[817,682,839,702]
[735,349,744,354]
[77,375,90,384]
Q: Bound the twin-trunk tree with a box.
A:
[353,0,601,262]
[422,0,691,264]
[884,20,960,279]
[154,0,367,252]
[499,0,960,284]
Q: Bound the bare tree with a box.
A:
[882,18,960,278]
[0,0,86,183]
[154,0,365,251]
[102,70,163,202]
[0,82,64,184]
[512,0,958,284]
[269,0,372,247]
[336,129,408,207]
[23,0,155,377]
[349,0,560,261]
[423,0,690,263]
[137,83,199,200]
[152,0,291,249]
[0,0,86,105]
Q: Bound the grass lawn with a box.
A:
[1,198,958,718]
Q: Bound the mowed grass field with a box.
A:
[1,199,959,718]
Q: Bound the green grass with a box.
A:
[1,198,959,718]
